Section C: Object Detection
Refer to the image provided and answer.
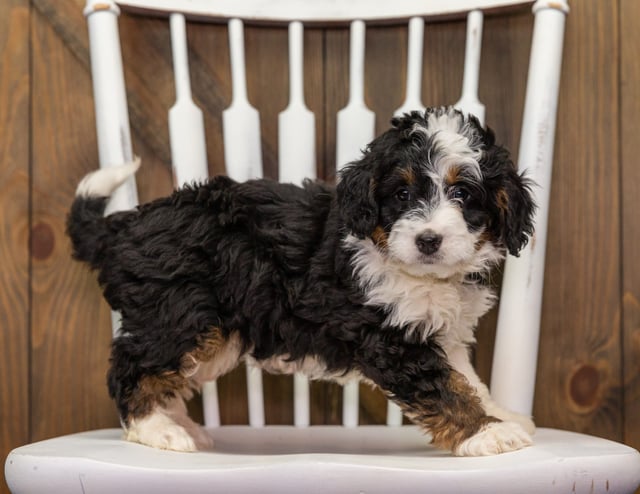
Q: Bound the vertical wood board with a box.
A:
[30,8,119,440]
[620,0,640,452]
[533,0,623,440]
[0,1,31,493]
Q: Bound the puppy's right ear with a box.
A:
[337,162,378,238]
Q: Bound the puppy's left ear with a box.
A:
[337,161,378,238]
[498,168,536,256]
[483,137,536,256]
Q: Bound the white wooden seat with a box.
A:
[6,428,640,493]
[5,1,640,493]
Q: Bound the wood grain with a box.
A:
[532,0,623,440]
[30,6,119,441]
[620,0,640,453]
[0,2,30,492]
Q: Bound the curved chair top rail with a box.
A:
[88,0,544,25]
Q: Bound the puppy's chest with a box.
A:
[360,273,494,341]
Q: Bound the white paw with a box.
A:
[487,406,536,435]
[454,421,532,456]
[125,410,211,452]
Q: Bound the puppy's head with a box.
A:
[337,107,535,278]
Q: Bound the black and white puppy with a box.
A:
[67,107,536,456]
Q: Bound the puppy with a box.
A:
[67,107,536,456]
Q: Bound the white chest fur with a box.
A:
[346,235,495,343]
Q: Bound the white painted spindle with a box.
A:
[394,17,426,116]
[202,380,220,427]
[169,13,209,186]
[84,0,139,338]
[246,365,265,427]
[335,20,375,169]
[386,402,403,426]
[454,10,485,125]
[168,13,219,428]
[293,373,310,427]
[277,20,315,427]
[223,18,263,182]
[335,20,377,428]
[342,380,359,428]
[278,21,316,185]
[491,0,569,417]
[223,18,265,427]
[84,1,138,215]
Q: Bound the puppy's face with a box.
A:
[337,108,535,278]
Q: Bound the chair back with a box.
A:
[83,0,568,428]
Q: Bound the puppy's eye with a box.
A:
[449,187,469,203]
[395,188,411,202]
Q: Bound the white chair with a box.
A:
[6,1,640,493]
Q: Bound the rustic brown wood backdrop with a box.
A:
[2,0,639,491]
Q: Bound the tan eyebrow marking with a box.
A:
[445,165,461,186]
[399,167,416,185]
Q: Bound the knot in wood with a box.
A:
[31,222,55,260]
[569,364,600,410]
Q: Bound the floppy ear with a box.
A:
[498,168,536,256]
[481,133,536,256]
[336,161,378,238]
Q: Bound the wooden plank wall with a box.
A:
[2,0,639,491]
[621,0,640,453]
[0,2,30,494]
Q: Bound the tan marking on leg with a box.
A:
[445,341,536,435]
[186,330,245,387]
[123,328,243,451]
[394,370,499,453]
[129,371,189,419]
[127,328,243,419]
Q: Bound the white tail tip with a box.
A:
[76,157,141,198]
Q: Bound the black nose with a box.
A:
[415,231,443,255]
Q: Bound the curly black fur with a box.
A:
[67,108,536,454]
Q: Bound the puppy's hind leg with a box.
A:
[109,326,242,452]
[109,350,209,452]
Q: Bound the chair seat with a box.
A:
[6,426,640,494]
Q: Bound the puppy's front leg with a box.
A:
[355,333,532,456]
[444,341,536,435]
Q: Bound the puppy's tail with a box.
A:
[66,158,141,269]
